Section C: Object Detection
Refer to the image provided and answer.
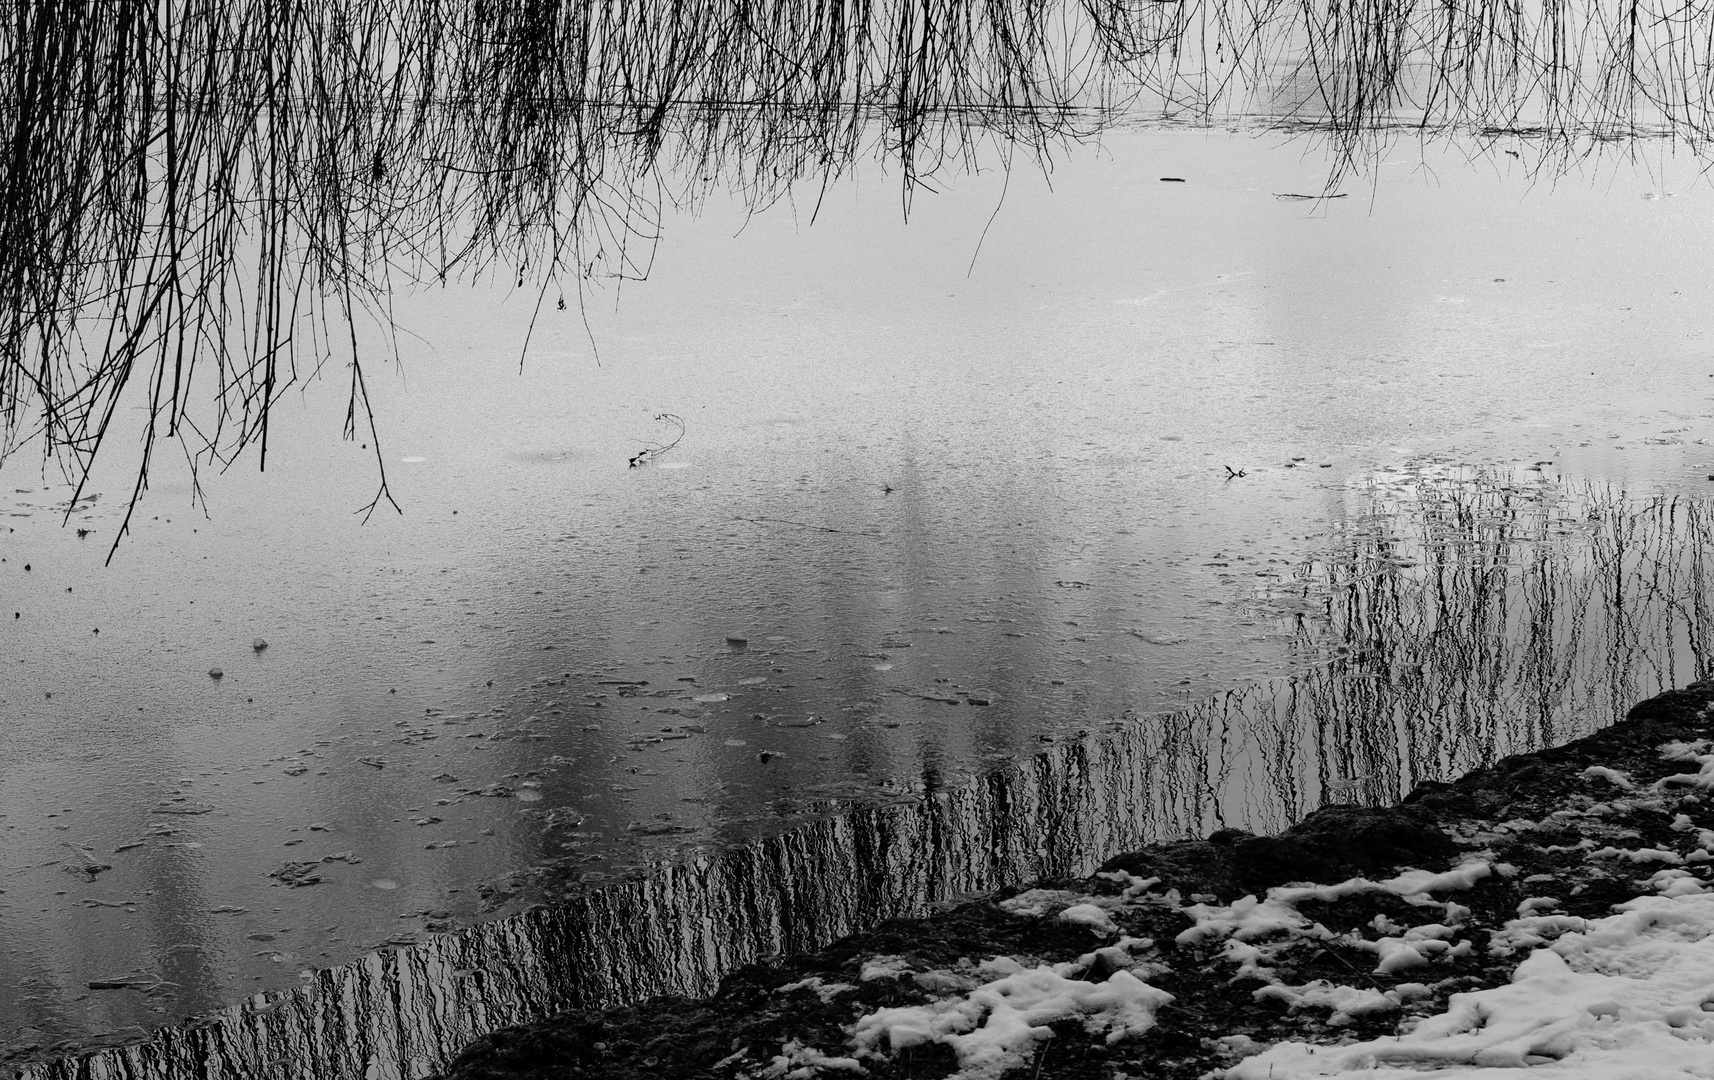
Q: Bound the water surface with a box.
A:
[3,125,1713,1071]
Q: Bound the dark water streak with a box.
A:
[18,466,1714,1080]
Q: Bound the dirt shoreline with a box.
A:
[431,678,1714,1080]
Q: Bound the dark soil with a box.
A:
[431,680,1714,1080]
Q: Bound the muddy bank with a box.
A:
[431,679,1714,1080]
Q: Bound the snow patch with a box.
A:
[1343,922,1469,974]
[996,889,1080,918]
[1252,980,1399,1024]
[1227,892,1714,1079]
[849,961,1173,1080]
[1490,912,1591,956]
[1059,903,1120,935]
[778,976,856,1003]
[1589,845,1684,864]
[1096,870,1163,901]
[858,956,911,981]
[1177,894,1323,946]
[758,1039,868,1078]
[1649,869,1712,896]
[1582,765,1635,789]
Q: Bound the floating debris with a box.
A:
[269,862,324,887]
[270,851,359,887]
[1126,629,1188,645]
[87,975,167,992]
[626,819,695,836]
[151,800,216,815]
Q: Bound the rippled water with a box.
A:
[3,125,1714,1073]
[16,460,1714,1080]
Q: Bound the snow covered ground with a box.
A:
[425,686,1714,1080]
[737,739,1714,1080]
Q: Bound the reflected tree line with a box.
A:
[1164,465,1714,832]
[26,465,1714,1080]
[6,0,1714,542]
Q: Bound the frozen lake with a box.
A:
[3,124,1714,1074]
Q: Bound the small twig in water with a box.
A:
[87,974,177,992]
[735,516,840,534]
[629,413,685,468]
[1225,465,1247,479]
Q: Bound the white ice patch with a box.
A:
[1653,749,1714,793]
[1178,864,1487,990]
[1180,862,1491,952]
[1490,912,1591,957]
[1581,765,1634,789]
[759,1039,868,1078]
[997,889,1081,917]
[778,976,857,1003]
[1648,869,1712,897]
[849,959,1173,1080]
[1378,860,1497,897]
[997,889,1124,935]
[1177,894,1323,947]
[1059,903,1120,935]
[1226,892,1714,1079]
[1221,939,1277,982]
[1252,980,1400,1025]
[1096,870,1162,901]
[858,956,911,981]
[1343,923,1470,975]
[1074,936,1159,977]
[1661,739,1714,762]
[1589,845,1684,864]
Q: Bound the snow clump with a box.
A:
[1226,892,1714,1079]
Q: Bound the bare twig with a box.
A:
[735,516,840,533]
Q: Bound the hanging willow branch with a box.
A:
[3,0,1713,555]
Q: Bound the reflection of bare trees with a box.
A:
[28,465,1714,1078]
[11,3,1714,540]
[1185,464,1714,830]
[2,1,1109,546]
